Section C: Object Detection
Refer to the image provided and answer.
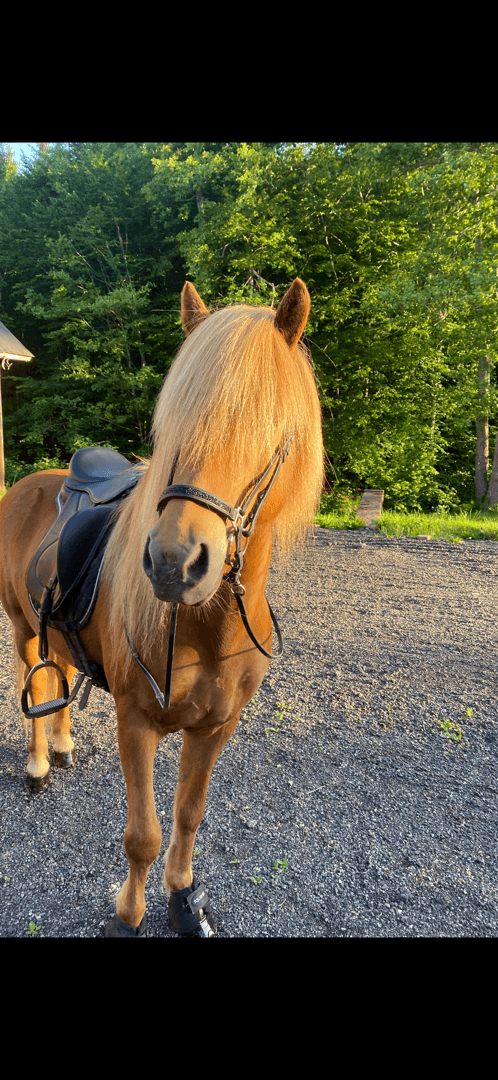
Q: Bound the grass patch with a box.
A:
[314,504,498,542]
[315,508,364,531]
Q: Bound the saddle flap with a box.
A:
[56,505,116,604]
[25,489,90,607]
[26,502,116,614]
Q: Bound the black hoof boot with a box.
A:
[168,877,217,937]
[104,912,148,937]
[25,771,50,793]
[53,750,76,768]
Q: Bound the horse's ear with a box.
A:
[181,282,210,336]
[274,278,310,348]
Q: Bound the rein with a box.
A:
[126,438,292,709]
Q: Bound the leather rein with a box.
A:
[125,438,292,709]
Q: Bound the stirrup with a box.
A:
[21,660,86,719]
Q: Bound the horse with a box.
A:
[0,278,324,937]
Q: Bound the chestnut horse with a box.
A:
[0,278,324,937]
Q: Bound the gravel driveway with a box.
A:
[1,526,497,937]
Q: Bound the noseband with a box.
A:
[126,438,292,709]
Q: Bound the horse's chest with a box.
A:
[160,654,265,732]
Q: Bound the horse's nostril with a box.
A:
[188,543,208,582]
[143,536,153,577]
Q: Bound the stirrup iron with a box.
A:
[21,575,90,718]
[21,662,87,719]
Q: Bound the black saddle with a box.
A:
[23,447,139,718]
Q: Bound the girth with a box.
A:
[126,438,292,710]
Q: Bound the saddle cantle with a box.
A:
[23,447,139,718]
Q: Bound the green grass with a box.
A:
[314,505,498,543]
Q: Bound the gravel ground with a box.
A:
[1,525,497,938]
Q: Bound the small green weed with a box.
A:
[436,718,463,742]
[426,702,473,747]
[272,857,288,879]
[265,700,300,740]
[250,876,262,885]
[26,920,42,937]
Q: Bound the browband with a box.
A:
[156,485,242,523]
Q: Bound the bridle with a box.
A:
[125,437,292,709]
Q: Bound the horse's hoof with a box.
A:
[185,911,217,938]
[53,750,76,768]
[25,771,50,793]
[168,877,217,937]
[104,913,148,937]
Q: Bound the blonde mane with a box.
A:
[102,301,324,674]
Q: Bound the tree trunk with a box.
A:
[485,430,498,507]
[475,354,490,504]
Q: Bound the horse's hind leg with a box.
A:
[164,713,239,935]
[16,630,77,791]
[18,634,51,791]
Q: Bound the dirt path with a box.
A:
[1,527,497,937]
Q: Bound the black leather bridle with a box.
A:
[126,437,292,709]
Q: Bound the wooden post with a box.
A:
[0,365,4,493]
[356,489,384,527]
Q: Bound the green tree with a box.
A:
[0,143,17,183]
[364,142,498,506]
[144,141,471,509]
[2,140,497,512]
[0,142,187,478]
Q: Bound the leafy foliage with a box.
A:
[1,141,498,508]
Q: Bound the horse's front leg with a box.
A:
[106,707,163,938]
[49,652,77,768]
[164,713,239,936]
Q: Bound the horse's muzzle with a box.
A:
[143,534,217,605]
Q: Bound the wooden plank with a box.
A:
[356,489,384,526]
